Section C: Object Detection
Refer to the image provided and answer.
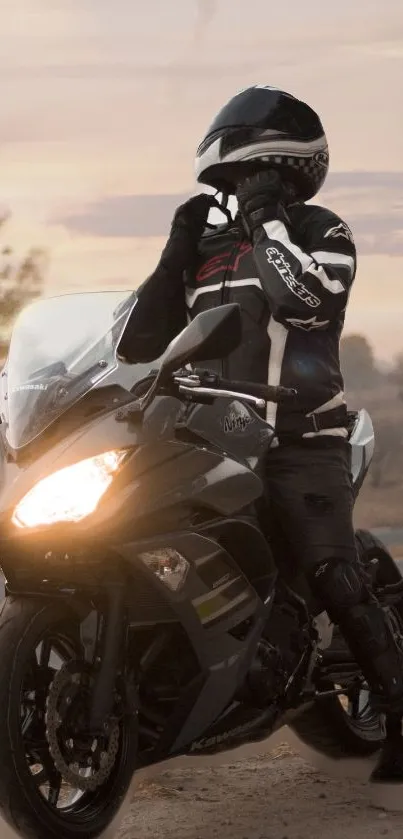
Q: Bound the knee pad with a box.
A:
[308,557,369,611]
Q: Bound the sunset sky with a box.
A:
[0,0,402,361]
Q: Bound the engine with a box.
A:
[241,597,309,707]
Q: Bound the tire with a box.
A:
[289,530,403,760]
[0,596,137,839]
[289,633,383,759]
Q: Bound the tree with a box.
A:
[389,352,403,389]
[0,221,48,362]
[340,333,378,390]
[370,420,403,488]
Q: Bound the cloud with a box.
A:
[58,194,190,238]
[193,0,217,44]
[0,1,401,184]
[325,172,403,192]
[56,171,403,255]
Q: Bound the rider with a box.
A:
[120,85,403,782]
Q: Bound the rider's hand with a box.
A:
[160,194,218,272]
[236,169,285,237]
[171,194,217,241]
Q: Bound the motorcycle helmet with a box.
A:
[195,85,329,201]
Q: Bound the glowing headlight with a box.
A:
[12,449,128,529]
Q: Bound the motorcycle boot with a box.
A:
[309,556,403,783]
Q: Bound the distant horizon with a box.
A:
[0,278,400,371]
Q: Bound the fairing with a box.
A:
[1,290,137,449]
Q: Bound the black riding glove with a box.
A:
[236,169,287,238]
[160,193,218,273]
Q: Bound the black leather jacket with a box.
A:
[121,203,357,438]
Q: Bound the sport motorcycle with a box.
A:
[0,290,401,839]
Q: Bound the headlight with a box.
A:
[12,449,129,529]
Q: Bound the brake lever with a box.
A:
[173,374,202,388]
[178,384,266,411]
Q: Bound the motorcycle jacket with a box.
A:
[121,203,357,439]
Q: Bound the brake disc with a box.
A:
[45,660,120,792]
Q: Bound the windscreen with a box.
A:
[2,290,137,449]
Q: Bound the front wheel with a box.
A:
[0,597,137,839]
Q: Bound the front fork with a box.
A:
[80,582,126,732]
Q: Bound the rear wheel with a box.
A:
[0,597,137,839]
[289,530,403,759]
[290,630,383,759]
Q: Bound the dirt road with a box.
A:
[0,733,401,839]
[117,740,403,839]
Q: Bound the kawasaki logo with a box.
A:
[190,721,252,752]
[266,247,321,308]
[11,383,48,393]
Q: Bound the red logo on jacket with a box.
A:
[196,242,253,283]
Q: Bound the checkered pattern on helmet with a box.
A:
[271,154,326,189]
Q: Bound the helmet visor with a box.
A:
[197,87,323,156]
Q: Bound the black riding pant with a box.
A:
[264,437,403,715]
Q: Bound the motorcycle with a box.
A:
[0,290,401,839]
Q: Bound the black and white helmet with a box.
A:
[195,85,329,201]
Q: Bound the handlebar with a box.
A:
[173,369,296,405]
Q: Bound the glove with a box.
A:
[160,193,218,273]
[171,194,217,240]
[236,169,285,237]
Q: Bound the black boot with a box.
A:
[309,556,403,777]
[371,715,403,784]
[335,601,403,711]
[310,558,403,710]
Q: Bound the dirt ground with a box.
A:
[0,732,401,839]
[117,737,403,839]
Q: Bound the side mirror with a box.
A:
[119,304,243,421]
[159,303,242,377]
